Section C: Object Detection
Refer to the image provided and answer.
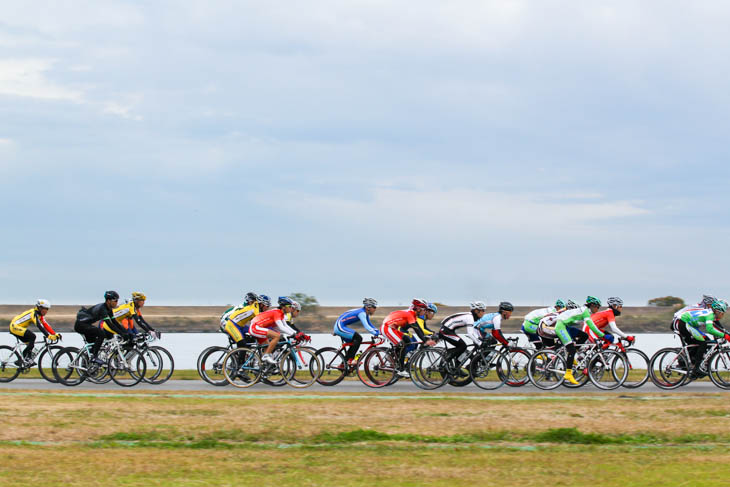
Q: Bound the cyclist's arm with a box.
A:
[466,325,482,345]
[606,321,628,339]
[36,315,55,337]
[490,315,509,346]
[357,311,379,335]
[586,318,605,338]
[103,316,130,336]
[133,314,154,333]
[705,315,725,338]
[416,317,434,337]
[274,319,297,337]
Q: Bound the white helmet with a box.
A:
[36,299,51,309]
[470,301,487,311]
[363,297,378,308]
[291,300,301,311]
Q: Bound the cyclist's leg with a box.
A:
[334,320,359,362]
[16,330,36,360]
[554,321,578,383]
[75,321,105,359]
[439,331,465,362]
[678,320,704,370]
[381,324,405,368]
[521,320,543,350]
[224,320,248,348]
[568,326,589,345]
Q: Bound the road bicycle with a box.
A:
[134,332,174,384]
[197,333,237,386]
[222,336,322,389]
[53,335,147,387]
[650,335,730,389]
[0,335,64,383]
[315,336,385,386]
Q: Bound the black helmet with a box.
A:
[498,301,514,312]
[104,290,120,301]
[244,292,258,304]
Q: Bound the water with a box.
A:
[0,332,684,370]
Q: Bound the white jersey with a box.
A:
[524,307,556,324]
[537,313,559,338]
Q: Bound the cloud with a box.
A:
[0,58,82,101]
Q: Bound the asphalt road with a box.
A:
[0,378,726,394]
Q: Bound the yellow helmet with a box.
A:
[131,292,147,301]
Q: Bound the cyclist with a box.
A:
[522,299,566,349]
[334,298,380,366]
[471,301,514,348]
[284,299,302,333]
[582,296,634,344]
[74,291,128,363]
[675,300,730,376]
[553,296,600,385]
[221,292,261,348]
[9,299,60,365]
[104,292,157,339]
[438,301,489,368]
[248,296,307,364]
[381,298,436,376]
[220,292,258,330]
[406,302,438,354]
[672,295,715,332]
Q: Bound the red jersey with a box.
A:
[250,309,286,329]
[589,309,616,331]
[382,309,417,329]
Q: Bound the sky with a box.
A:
[1,1,729,307]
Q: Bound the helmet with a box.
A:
[244,292,258,304]
[291,300,301,311]
[257,294,271,307]
[104,290,120,301]
[278,296,294,307]
[585,296,602,307]
[711,300,728,313]
[565,300,579,309]
[411,298,428,310]
[36,299,51,309]
[427,303,438,314]
[702,294,717,307]
[470,301,487,311]
[607,297,623,308]
[498,301,514,312]
[363,297,378,308]
[555,299,565,309]
[131,292,146,301]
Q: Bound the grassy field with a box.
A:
[1,389,730,486]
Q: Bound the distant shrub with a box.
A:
[648,296,685,307]
[289,292,320,312]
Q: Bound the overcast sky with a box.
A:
[1,1,729,307]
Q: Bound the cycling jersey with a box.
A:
[555,307,594,345]
[334,307,378,340]
[582,309,627,341]
[381,309,421,345]
[473,312,509,345]
[537,313,559,339]
[102,302,153,335]
[248,309,296,339]
[9,308,55,338]
[522,307,556,334]
[678,308,724,339]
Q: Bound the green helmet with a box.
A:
[555,299,566,309]
[585,296,602,307]
[711,300,728,313]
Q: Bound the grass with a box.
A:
[2,389,730,485]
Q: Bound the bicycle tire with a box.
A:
[222,347,262,388]
[620,349,650,389]
[148,346,174,384]
[357,347,397,388]
[52,347,88,386]
[409,347,449,390]
[505,348,531,387]
[470,348,510,390]
[527,349,565,390]
[588,350,628,390]
[560,349,590,388]
[280,346,321,388]
[448,344,475,387]
[0,345,21,382]
[315,347,348,386]
[37,345,64,383]
[708,349,730,389]
[649,347,690,389]
[109,350,146,387]
[198,346,231,386]
[140,347,164,383]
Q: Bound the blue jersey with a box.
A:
[334,307,378,336]
[474,312,503,332]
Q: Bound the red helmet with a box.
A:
[411,298,428,310]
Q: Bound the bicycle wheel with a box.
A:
[37,345,64,383]
[708,350,730,389]
[589,350,628,390]
[560,349,590,388]
[506,348,531,387]
[649,347,690,389]
[0,346,21,382]
[527,349,565,390]
[409,347,448,390]
[448,344,475,387]
[357,347,397,388]
[279,347,321,388]
[109,350,146,387]
[470,349,510,390]
[148,346,174,384]
[140,347,164,383]
[315,347,347,386]
[621,349,650,389]
[198,346,231,386]
[86,347,111,384]
[52,347,88,386]
[221,347,262,388]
